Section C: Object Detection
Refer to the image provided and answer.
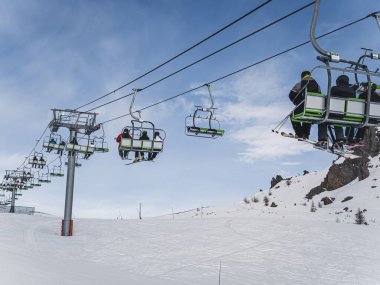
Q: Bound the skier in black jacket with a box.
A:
[333,75,356,145]
[134,131,150,162]
[289,71,321,139]
[355,82,380,142]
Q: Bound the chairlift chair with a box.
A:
[38,172,51,183]
[66,135,96,156]
[94,124,109,153]
[185,84,224,138]
[118,89,166,161]
[31,178,42,187]
[290,0,380,129]
[64,155,82,167]
[42,133,66,153]
[28,152,47,168]
[50,165,64,177]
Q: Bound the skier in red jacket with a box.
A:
[116,128,131,159]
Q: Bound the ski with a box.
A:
[280,132,358,157]
[125,159,155,165]
[346,143,364,150]
[280,132,297,138]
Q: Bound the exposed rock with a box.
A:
[353,128,380,157]
[341,196,353,203]
[306,186,327,199]
[371,186,377,188]
[306,156,369,199]
[303,170,309,175]
[270,202,278,207]
[305,129,379,199]
[321,197,334,205]
[270,175,283,188]
[343,207,349,211]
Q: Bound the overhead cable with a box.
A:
[100,11,375,125]
[74,0,273,110]
[86,1,315,112]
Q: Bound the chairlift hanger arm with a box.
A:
[130,89,143,121]
[354,51,380,85]
[370,12,380,31]
[205,84,215,110]
[310,0,339,61]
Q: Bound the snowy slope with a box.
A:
[1,156,380,285]
[246,155,380,224]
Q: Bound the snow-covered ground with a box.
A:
[1,156,380,285]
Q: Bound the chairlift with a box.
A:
[28,152,47,168]
[185,84,224,138]
[118,89,166,162]
[38,171,51,183]
[287,1,380,129]
[31,177,42,187]
[66,134,96,156]
[50,165,64,177]
[94,124,109,153]
[64,155,82,167]
[42,133,66,154]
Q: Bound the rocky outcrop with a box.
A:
[353,128,380,157]
[341,196,354,203]
[270,175,284,188]
[306,156,369,199]
[306,129,378,199]
[321,197,335,205]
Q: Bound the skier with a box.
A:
[47,138,56,153]
[83,140,95,160]
[333,75,356,145]
[38,157,45,168]
[355,82,380,143]
[148,131,163,161]
[289,71,321,139]
[134,130,150,162]
[57,141,65,156]
[116,128,132,159]
[32,156,38,168]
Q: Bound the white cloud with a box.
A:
[0,152,26,172]
[213,62,315,162]
[282,161,302,166]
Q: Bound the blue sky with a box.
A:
[0,0,379,218]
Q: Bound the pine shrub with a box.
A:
[263,196,269,206]
[355,208,366,225]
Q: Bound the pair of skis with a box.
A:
[125,158,155,165]
[280,132,362,158]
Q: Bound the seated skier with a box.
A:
[47,138,56,153]
[333,75,356,145]
[134,131,150,162]
[289,71,321,139]
[355,82,380,143]
[148,131,163,161]
[116,128,132,159]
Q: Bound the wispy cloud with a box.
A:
[214,62,313,162]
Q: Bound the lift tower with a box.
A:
[48,109,100,236]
